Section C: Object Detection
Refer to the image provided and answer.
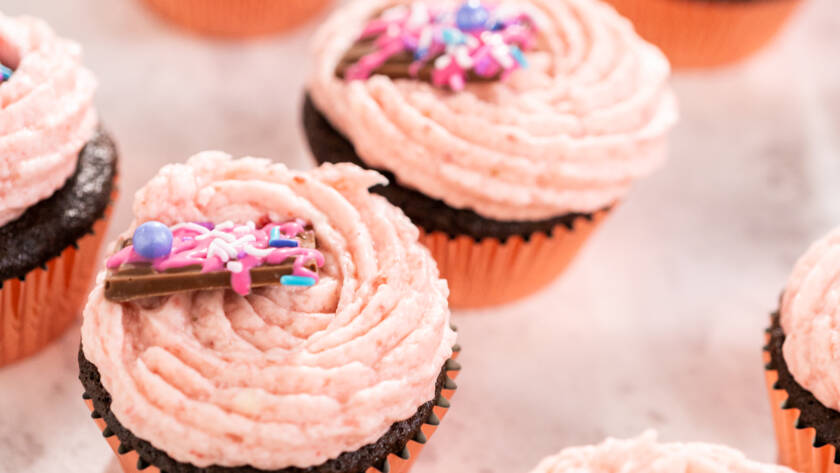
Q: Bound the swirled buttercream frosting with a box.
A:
[530,432,794,473]
[0,13,97,226]
[81,152,456,469]
[781,227,840,412]
[308,0,677,221]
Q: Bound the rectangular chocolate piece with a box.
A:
[105,230,318,302]
[336,39,498,83]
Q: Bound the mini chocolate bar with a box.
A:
[104,221,324,302]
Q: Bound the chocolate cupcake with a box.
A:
[0,13,118,366]
[764,227,840,473]
[528,431,794,473]
[304,0,677,308]
[603,0,802,68]
[79,152,459,473]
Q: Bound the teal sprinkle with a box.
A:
[0,64,12,81]
[281,275,316,287]
[510,46,528,68]
[441,28,465,46]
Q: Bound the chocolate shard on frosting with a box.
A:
[105,230,318,302]
[336,38,498,83]
[336,2,538,91]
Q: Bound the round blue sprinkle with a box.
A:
[133,221,173,259]
[456,1,490,32]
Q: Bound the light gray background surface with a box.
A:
[1,0,839,472]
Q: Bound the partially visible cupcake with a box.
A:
[0,13,118,366]
[304,0,677,308]
[140,0,333,37]
[79,152,459,473]
[603,0,802,68]
[765,227,840,473]
[529,431,793,473]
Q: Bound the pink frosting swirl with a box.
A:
[0,13,98,226]
[530,432,794,473]
[81,152,456,469]
[781,227,840,411]
[308,0,677,221]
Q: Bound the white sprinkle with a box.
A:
[244,245,275,258]
[232,234,257,247]
[171,222,210,234]
[454,46,474,69]
[418,27,433,52]
[226,261,244,273]
[207,240,230,262]
[435,54,453,69]
[196,230,236,242]
[382,5,409,21]
[216,221,235,230]
[408,3,429,28]
[492,45,514,69]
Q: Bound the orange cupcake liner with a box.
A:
[604,0,802,68]
[764,333,840,473]
[86,347,461,473]
[419,210,610,309]
[0,205,114,367]
[140,0,333,38]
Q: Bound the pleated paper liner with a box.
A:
[420,209,609,309]
[140,0,333,37]
[0,205,114,367]
[604,0,802,68]
[764,326,840,473]
[84,344,461,473]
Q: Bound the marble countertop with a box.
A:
[1,0,839,472]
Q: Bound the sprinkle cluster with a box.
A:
[0,62,12,82]
[107,219,325,296]
[346,1,537,91]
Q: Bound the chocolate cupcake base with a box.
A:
[303,95,610,308]
[0,127,118,366]
[79,343,461,473]
[765,312,840,470]
[302,93,602,242]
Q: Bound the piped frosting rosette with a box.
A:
[81,152,456,469]
[0,13,98,226]
[308,0,678,221]
[780,227,840,413]
[530,432,793,473]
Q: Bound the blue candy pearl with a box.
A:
[456,1,490,31]
[133,221,173,259]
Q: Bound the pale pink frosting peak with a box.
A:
[0,13,98,226]
[308,0,677,221]
[781,227,840,411]
[81,152,456,470]
[529,432,794,473]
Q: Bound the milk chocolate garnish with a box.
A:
[335,38,498,83]
[104,230,317,302]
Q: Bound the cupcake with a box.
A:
[0,13,118,366]
[304,0,677,308]
[603,0,802,68]
[140,0,333,37]
[79,152,460,473]
[529,432,793,473]
[765,227,840,473]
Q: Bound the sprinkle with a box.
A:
[171,222,211,234]
[226,261,244,273]
[442,27,465,46]
[281,275,316,287]
[270,227,300,248]
[510,45,528,68]
[0,64,12,82]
